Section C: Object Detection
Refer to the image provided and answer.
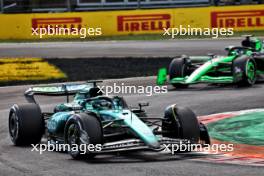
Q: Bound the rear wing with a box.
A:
[24,80,102,103]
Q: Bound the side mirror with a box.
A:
[138,102,149,110]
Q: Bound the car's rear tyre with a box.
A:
[169,57,190,88]
[162,105,200,143]
[233,56,257,86]
[65,113,103,160]
[9,103,44,146]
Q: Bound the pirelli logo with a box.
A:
[211,10,264,28]
[117,14,171,32]
[32,17,82,29]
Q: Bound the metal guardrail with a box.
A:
[77,0,209,6]
[1,0,262,13]
[1,0,210,13]
[75,3,210,11]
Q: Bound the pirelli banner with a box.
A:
[0,5,263,39]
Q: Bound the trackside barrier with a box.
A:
[0,5,263,39]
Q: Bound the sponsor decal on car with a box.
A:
[117,14,171,32]
[234,67,242,74]
[211,10,264,28]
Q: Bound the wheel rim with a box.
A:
[246,61,256,83]
[67,123,80,155]
[9,113,19,140]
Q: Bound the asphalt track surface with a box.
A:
[0,77,264,176]
[0,39,264,175]
[0,38,242,58]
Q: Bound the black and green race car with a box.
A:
[8,81,210,159]
[157,36,264,88]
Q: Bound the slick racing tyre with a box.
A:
[65,113,103,160]
[162,105,200,152]
[9,103,44,146]
[162,105,200,143]
[169,57,190,88]
[233,56,257,86]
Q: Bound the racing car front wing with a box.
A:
[94,137,192,153]
[170,76,234,84]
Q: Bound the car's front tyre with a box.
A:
[169,57,191,88]
[162,105,200,143]
[64,113,103,160]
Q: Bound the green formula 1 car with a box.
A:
[8,81,210,159]
[157,36,264,88]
